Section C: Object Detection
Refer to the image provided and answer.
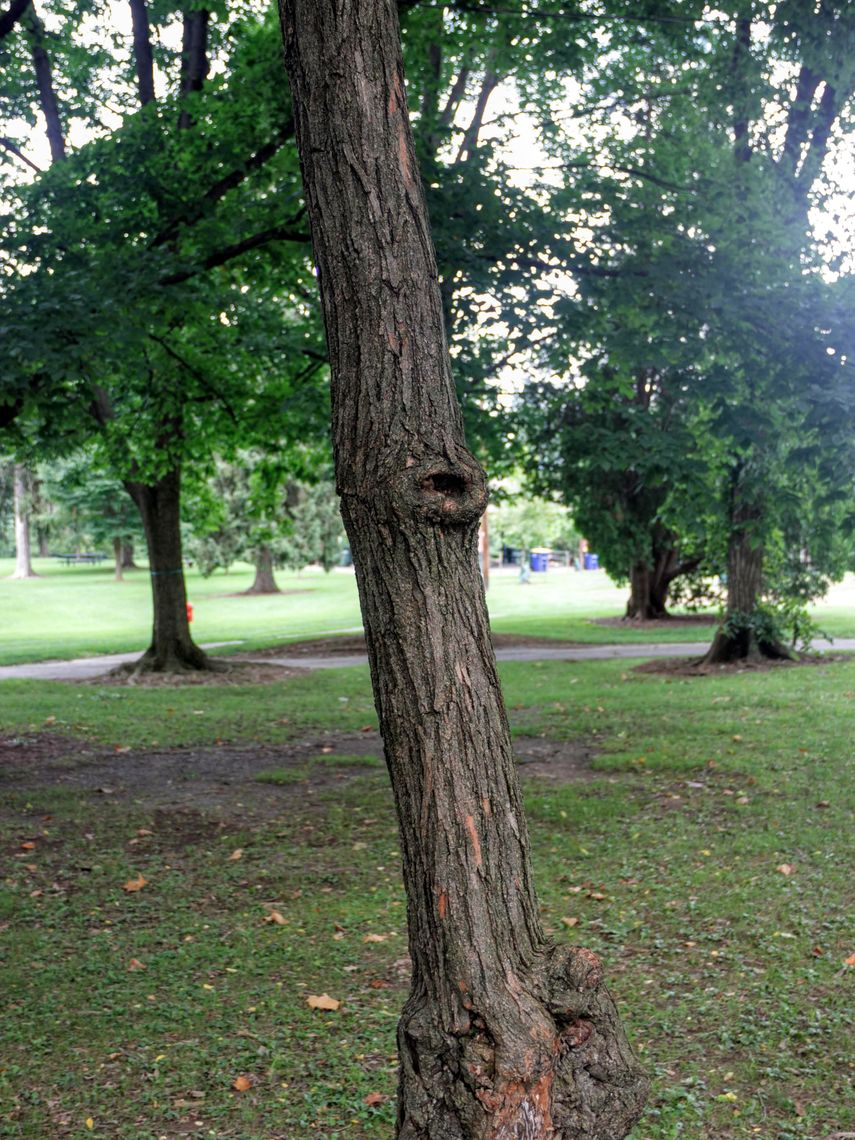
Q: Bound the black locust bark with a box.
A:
[245,544,281,595]
[279,2,648,1136]
[124,468,213,673]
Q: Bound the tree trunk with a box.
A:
[624,549,676,620]
[280,3,648,1136]
[244,544,280,594]
[11,464,37,579]
[121,540,139,569]
[703,504,792,664]
[113,536,124,582]
[124,468,213,672]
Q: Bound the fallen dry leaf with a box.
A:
[127,958,147,971]
[263,910,287,925]
[844,953,855,967]
[20,841,36,851]
[228,849,243,862]
[232,1075,252,1093]
[587,891,607,901]
[561,917,579,928]
[776,863,796,876]
[363,933,386,943]
[122,874,148,892]
[364,1092,385,1106]
[137,828,154,837]
[307,993,341,1011]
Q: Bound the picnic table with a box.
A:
[53,552,108,566]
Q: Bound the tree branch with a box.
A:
[22,1,66,162]
[129,0,156,107]
[159,223,310,286]
[795,80,842,192]
[781,64,821,175]
[456,65,499,161]
[150,122,296,249]
[0,0,29,41]
[0,135,42,172]
[178,8,209,129]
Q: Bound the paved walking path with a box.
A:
[0,638,852,681]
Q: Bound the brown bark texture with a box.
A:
[703,503,792,664]
[245,544,281,594]
[11,464,37,578]
[279,2,648,1135]
[124,468,212,672]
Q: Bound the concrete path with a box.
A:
[1,638,851,681]
[0,642,244,681]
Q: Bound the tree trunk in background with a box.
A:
[703,502,792,664]
[280,2,647,1136]
[624,545,679,621]
[245,544,280,594]
[121,540,139,569]
[113,536,124,582]
[11,464,37,578]
[124,468,213,672]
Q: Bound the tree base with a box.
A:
[242,583,281,595]
[397,947,648,1139]
[702,628,796,666]
[113,642,226,679]
[622,608,670,622]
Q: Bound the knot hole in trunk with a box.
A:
[404,461,487,527]
[420,472,466,496]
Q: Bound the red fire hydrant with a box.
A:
[186,602,194,623]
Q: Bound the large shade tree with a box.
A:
[523,0,855,651]
[0,1,326,671]
[280,0,648,1136]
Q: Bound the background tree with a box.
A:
[280,1,647,1135]
[38,454,146,580]
[521,0,855,649]
[0,1,326,670]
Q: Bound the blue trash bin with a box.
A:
[530,549,549,572]
[583,552,599,570]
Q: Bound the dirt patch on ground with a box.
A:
[0,731,595,825]
[245,633,589,659]
[592,614,717,630]
[83,661,306,687]
[633,653,847,677]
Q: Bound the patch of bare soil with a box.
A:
[633,653,846,677]
[84,662,306,687]
[592,614,717,630]
[0,732,594,827]
[245,633,588,659]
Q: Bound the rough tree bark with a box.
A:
[124,468,213,673]
[703,498,793,665]
[11,464,37,579]
[280,2,648,1136]
[245,544,281,594]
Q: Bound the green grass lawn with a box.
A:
[2,557,854,666]
[1,657,853,1138]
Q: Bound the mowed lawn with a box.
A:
[2,557,855,666]
[1,655,853,1138]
